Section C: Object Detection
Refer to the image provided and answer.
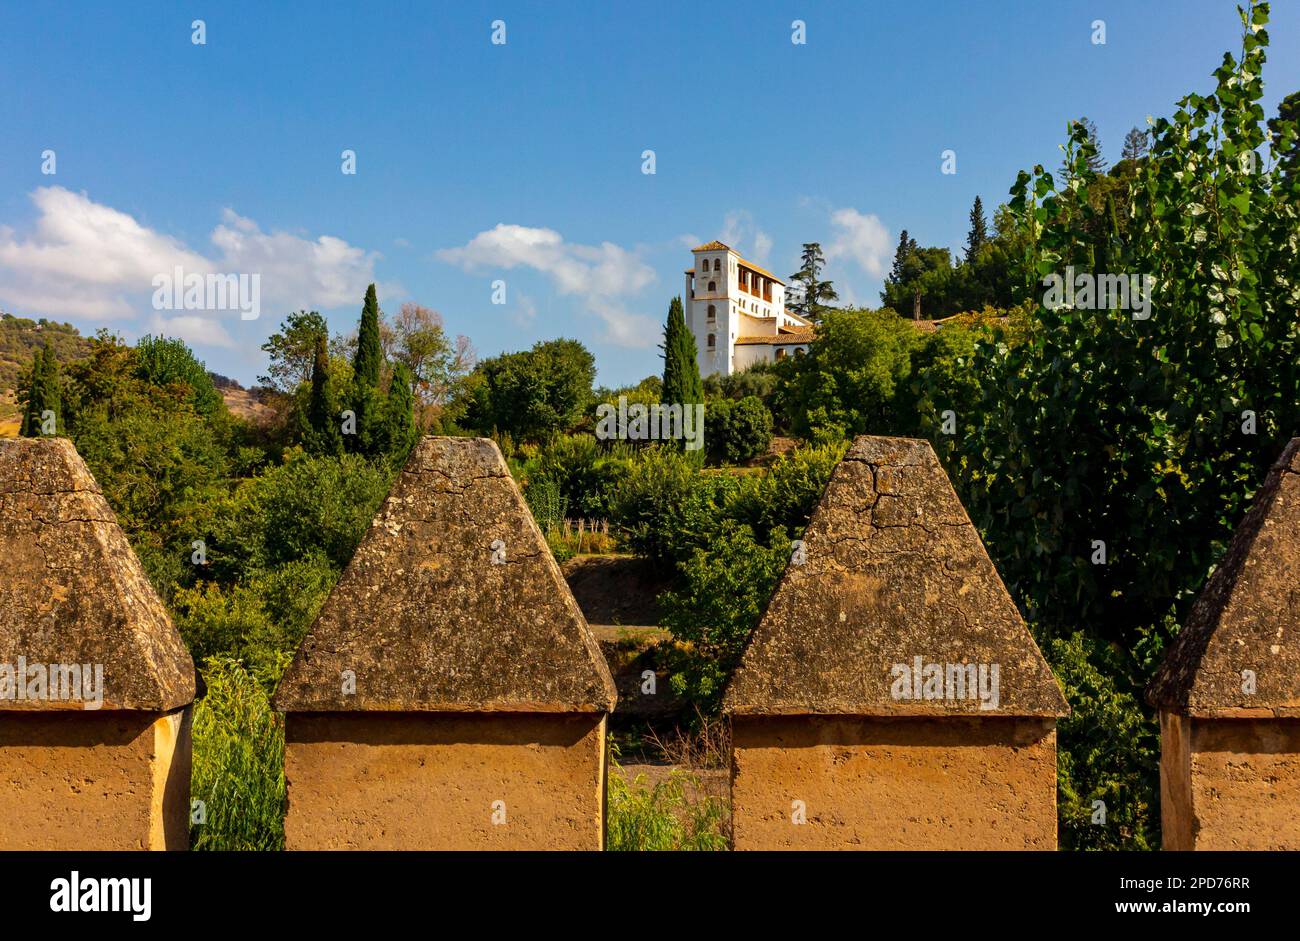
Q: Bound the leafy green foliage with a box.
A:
[781,307,920,440]
[955,3,1299,646]
[259,309,327,393]
[465,338,596,442]
[606,755,727,851]
[660,523,789,710]
[134,334,224,417]
[705,395,773,464]
[353,283,383,389]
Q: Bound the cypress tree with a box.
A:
[349,283,384,455]
[305,334,342,454]
[19,342,60,437]
[382,362,419,463]
[965,196,988,259]
[353,283,382,389]
[661,296,702,407]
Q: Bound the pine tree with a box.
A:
[381,362,419,463]
[965,196,989,260]
[661,296,702,407]
[1121,126,1150,162]
[787,243,838,322]
[1063,117,1107,177]
[19,342,60,437]
[889,230,917,283]
[304,334,342,454]
[353,283,382,389]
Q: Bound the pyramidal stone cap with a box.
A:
[724,435,1067,717]
[274,436,617,713]
[0,437,196,711]
[1148,438,1300,718]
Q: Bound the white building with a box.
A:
[683,240,813,377]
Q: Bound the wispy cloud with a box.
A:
[435,223,658,347]
[824,207,891,278]
[719,210,773,264]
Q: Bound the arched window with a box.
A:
[713,258,721,272]
[707,333,716,349]
[775,348,787,360]
[707,304,716,321]
[707,281,716,292]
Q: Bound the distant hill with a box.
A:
[0,313,94,393]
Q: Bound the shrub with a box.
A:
[659,522,790,712]
[705,395,773,465]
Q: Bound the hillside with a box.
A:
[0,313,94,393]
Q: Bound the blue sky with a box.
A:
[1,1,1296,387]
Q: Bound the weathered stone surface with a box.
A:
[731,716,1059,850]
[0,438,196,711]
[723,435,1067,717]
[0,708,192,850]
[1148,439,1300,718]
[274,437,616,712]
[283,713,606,849]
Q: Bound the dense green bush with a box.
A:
[780,307,921,440]
[705,395,773,464]
[660,522,790,711]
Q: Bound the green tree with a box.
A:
[781,308,920,439]
[303,335,342,455]
[1120,126,1150,162]
[381,362,419,464]
[464,338,596,442]
[1268,89,1299,171]
[661,296,703,411]
[881,244,956,319]
[18,341,61,436]
[965,195,989,259]
[353,284,382,389]
[259,310,328,393]
[134,334,224,417]
[787,243,838,321]
[705,395,773,464]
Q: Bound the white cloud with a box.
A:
[719,210,773,264]
[0,187,383,345]
[436,223,658,347]
[147,313,236,348]
[825,208,892,278]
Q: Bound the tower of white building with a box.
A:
[683,241,813,377]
